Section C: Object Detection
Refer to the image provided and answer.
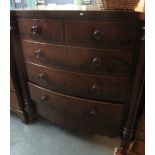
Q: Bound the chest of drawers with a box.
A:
[11,10,144,154]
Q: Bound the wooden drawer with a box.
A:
[65,21,140,49]
[10,91,20,110]
[28,82,124,137]
[26,62,129,102]
[17,19,64,43]
[22,40,132,78]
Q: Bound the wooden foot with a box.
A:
[120,127,135,155]
[11,108,27,124]
[24,100,38,122]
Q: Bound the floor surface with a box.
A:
[11,112,120,155]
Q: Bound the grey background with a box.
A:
[45,0,74,4]
[11,112,120,155]
[10,0,96,8]
[45,0,96,5]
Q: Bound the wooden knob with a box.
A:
[38,73,46,81]
[31,25,40,35]
[89,107,97,118]
[41,95,49,101]
[92,29,104,41]
[92,57,102,67]
[91,84,99,93]
[34,49,41,59]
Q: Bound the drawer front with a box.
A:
[66,21,140,49]
[29,82,124,136]
[22,40,132,78]
[17,19,64,43]
[26,62,129,102]
[10,91,20,110]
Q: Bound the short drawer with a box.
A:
[10,91,20,110]
[26,62,129,102]
[22,40,132,78]
[28,82,124,137]
[17,19,64,43]
[65,21,140,49]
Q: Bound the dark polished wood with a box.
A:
[10,77,15,91]
[10,91,20,109]
[22,40,132,77]
[120,25,145,155]
[127,113,145,155]
[65,21,141,49]
[29,82,124,137]
[17,19,64,44]
[13,10,144,21]
[11,13,37,122]
[26,61,129,102]
[10,37,27,123]
[11,10,144,154]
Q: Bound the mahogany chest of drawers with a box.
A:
[10,10,144,154]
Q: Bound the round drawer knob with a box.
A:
[91,84,99,93]
[41,95,49,101]
[92,57,102,67]
[34,49,41,59]
[93,29,104,41]
[89,108,97,118]
[31,25,40,35]
[38,73,46,81]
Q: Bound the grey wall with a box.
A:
[45,0,96,5]
[45,0,73,4]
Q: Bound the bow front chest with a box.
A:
[10,10,144,153]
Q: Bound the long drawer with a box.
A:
[22,40,132,78]
[28,82,124,137]
[26,62,129,102]
[65,20,140,49]
[17,19,64,44]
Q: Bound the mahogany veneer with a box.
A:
[22,40,132,77]
[26,61,129,102]
[10,10,144,154]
